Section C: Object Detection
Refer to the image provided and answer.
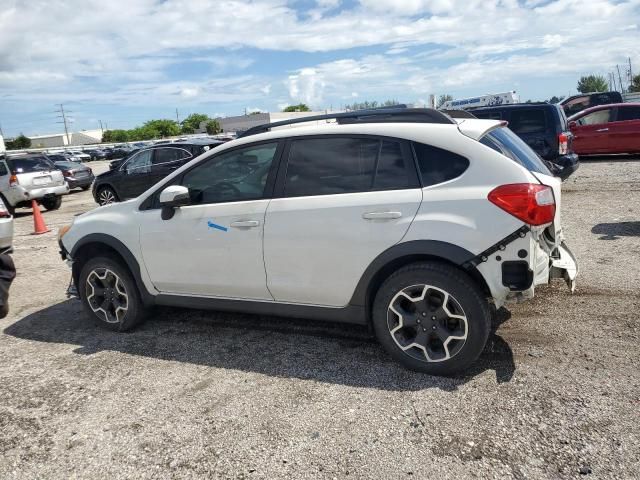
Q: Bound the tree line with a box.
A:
[102,114,221,143]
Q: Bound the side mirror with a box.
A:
[568,120,577,129]
[159,185,190,220]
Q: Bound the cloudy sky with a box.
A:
[0,0,638,136]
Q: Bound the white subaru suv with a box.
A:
[58,109,577,375]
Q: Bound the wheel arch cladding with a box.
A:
[71,234,154,306]
[349,240,492,317]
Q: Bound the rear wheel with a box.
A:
[372,261,490,376]
[97,186,118,205]
[41,196,62,211]
[78,255,145,331]
[81,185,91,191]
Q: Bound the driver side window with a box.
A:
[126,150,153,174]
[180,142,279,205]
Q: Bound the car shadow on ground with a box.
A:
[4,300,515,391]
[591,221,640,240]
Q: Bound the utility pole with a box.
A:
[175,108,180,124]
[616,65,625,93]
[55,104,71,145]
[629,57,633,87]
[99,120,104,134]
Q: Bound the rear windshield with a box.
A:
[480,127,551,176]
[7,156,55,173]
[54,161,80,169]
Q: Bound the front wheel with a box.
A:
[78,255,145,331]
[41,196,62,211]
[372,261,490,376]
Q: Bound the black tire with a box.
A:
[97,186,118,205]
[78,254,145,331]
[41,196,62,211]
[372,261,490,376]
[81,185,91,191]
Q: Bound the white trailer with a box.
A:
[441,91,520,110]
[0,135,5,154]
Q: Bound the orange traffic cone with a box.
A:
[31,199,51,235]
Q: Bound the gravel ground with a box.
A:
[0,158,638,479]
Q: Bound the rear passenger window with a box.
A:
[412,142,469,187]
[284,137,413,197]
[509,109,546,134]
[374,141,409,190]
[617,107,640,122]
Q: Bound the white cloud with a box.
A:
[0,0,638,134]
[180,87,199,98]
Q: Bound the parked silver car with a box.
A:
[0,154,69,215]
[0,196,13,253]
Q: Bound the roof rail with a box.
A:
[237,107,455,138]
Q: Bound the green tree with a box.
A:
[181,113,210,134]
[6,134,32,150]
[102,129,129,143]
[142,119,180,138]
[547,95,565,104]
[282,103,310,112]
[577,75,609,93]
[205,119,221,135]
[345,99,400,111]
[436,95,453,109]
[629,74,640,93]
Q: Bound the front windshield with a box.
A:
[480,127,552,176]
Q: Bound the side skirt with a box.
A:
[154,295,368,326]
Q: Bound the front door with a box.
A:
[138,141,281,299]
[118,149,155,199]
[264,136,422,307]
[571,107,613,154]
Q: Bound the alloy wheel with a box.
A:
[98,189,116,205]
[86,268,129,324]
[387,284,468,362]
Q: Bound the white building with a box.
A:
[0,135,5,153]
[202,111,344,134]
[28,129,103,148]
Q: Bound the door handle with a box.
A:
[596,128,609,132]
[362,211,402,220]
[230,220,260,228]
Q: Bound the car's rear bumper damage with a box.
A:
[469,226,578,307]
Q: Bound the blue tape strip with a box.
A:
[207,220,228,232]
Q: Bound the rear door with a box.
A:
[150,147,192,187]
[607,105,640,154]
[263,135,422,307]
[570,108,613,154]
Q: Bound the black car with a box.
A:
[470,103,579,180]
[92,139,223,205]
[560,91,623,117]
[84,148,108,161]
[53,160,95,190]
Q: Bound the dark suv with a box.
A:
[92,139,223,205]
[470,103,579,180]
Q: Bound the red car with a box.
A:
[568,103,640,155]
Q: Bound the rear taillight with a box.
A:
[9,172,18,187]
[558,132,568,155]
[488,183,556,226]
